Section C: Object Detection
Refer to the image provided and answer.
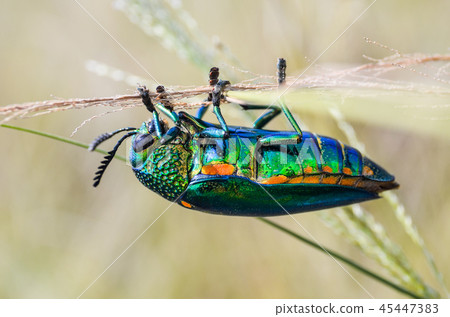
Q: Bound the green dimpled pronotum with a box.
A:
[132,143,192,201]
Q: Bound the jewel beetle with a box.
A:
[89,59,398,216]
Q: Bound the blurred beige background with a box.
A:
[0,0,449,298]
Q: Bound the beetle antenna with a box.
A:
[89,127,137,152]
[93,130,137,187]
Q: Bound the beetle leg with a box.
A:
[258,132,301,146]
[224,96,282,129]
[224,57,303,141]
[195,104,210,119]
[196,127,227,138]
[225,96,302,142]
[137,85,164,138]
[138,85,155,112]
[279,99,303,140]
[151,111,164,138]
[196,67,219,119]
[227,97,302,142]
[160,126,182,145]
[155,103,180,125]
[277,58,286,85]
[225,97,302,141]
[211,79,230,138]
[252,106,282,129]
[276,57,303,140]
[154,85,181,126]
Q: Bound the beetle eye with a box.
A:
[133,133,155,152]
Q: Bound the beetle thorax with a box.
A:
[132,144,192,201]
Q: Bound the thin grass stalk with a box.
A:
[258,218,422,299]
[0,124,125,162]
[383,191,449,297]
[322,106,442,297]
[114,0,240,79]
[337,206,436,298]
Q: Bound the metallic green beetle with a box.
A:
[90,59,398,216]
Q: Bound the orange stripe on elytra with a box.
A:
[214,164,235,175]
[321,175,339,184]
[201,164,235,176]
[288,176,304,184]
[260,175,288,184]
[181,201,192,208]
[302,175,321,184]
[201,165,217,175]
[340,177,358,186]
[343,167,352,175]
[363,166,374,176]
[304,166,313,174]
[322,165,333,173]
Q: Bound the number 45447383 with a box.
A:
[378,303,438,314]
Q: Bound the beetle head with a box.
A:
[129,119,181,170]
[132,119,169,153]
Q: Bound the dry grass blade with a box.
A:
[0,83,274,124]
[2,54,449,125]
[114,0,242,76]
[318,104,444,298]
[320,206,438,298]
